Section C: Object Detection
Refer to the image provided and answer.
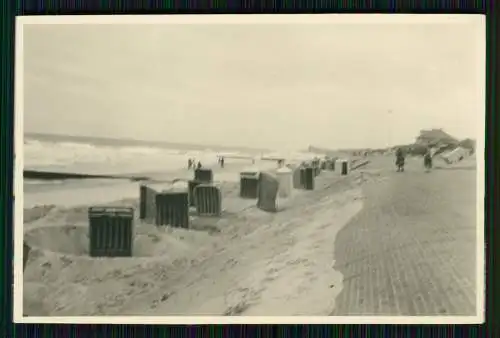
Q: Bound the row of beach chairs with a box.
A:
[23,158,352,264]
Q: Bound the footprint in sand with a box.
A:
[220,258,238,272]
[223,286,263,316]
[263,267,281,282]
[263,274,277,283]
[285,258,309,266]
[309,274,319,282]
[223,302,250,316]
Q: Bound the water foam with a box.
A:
[24,138,224,176]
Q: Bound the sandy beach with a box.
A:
[22,157,369,316]
[22,154,478,317]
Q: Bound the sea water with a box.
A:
[21,134,279,208]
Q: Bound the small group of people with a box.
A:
[187,158,202,170]
[395,146,434,172]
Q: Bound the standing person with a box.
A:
[197,161,202,170]
[424,147,433,171]
[395,147,405,172]
[220,157,225,168]
[188,158,193,170]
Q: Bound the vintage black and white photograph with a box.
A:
[15,14,484,323]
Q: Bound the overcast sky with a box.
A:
[22,15,484,150]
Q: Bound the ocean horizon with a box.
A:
[25,132,274,154]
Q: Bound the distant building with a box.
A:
[415,128,459,147]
